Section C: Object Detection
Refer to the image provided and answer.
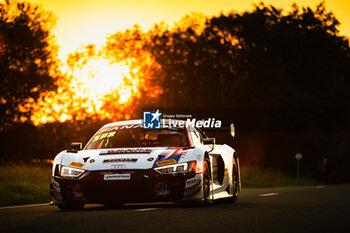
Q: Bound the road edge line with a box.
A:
[0,203,49,210]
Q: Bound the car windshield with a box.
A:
[85,126,190,150]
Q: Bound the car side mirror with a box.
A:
[71,142,82,151]
[203,138,216,145]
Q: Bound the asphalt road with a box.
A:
[1,185,350,233]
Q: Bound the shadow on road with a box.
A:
[57,198,256,212]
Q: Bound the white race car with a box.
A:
[50,120,240,210]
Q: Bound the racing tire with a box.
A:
[227,158,239,202]
[184,159,211,207]
[201,159,211,205]
[57,202,85,211]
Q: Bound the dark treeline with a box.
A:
[145,2,350,182]
[1,2,350,182]
[0,119,109,162]
[149,3,350,108]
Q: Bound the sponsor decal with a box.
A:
[103,158,138,163]
[156,159,177,167]
[100,148,152,155]
[185,176,202,188]
[155,183,170,196]
[100,133,108,140]
[104,173,131,180]
[92,131,117,142]
[97,124,142,135]
[107,131,116,137]
[147,157,154,161]
[156,190,170,196]
[92,135,99,142]
[152,147,188,168]
[90,159,95,163]
[69,162,84,168]
[143,109,161,129]
[111,164,126,169]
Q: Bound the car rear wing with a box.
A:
[201,123,235,138]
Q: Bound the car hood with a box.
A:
[59,147,196,170]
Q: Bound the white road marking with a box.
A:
[133,208,160,212]
[315,185,326,189]
[0,203,49,210]
[259,192,279,197]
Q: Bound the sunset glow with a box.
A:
[27,32,162,125]
[27,0,350,60]
[15,0,350,125]
[30,56,144,125]
[69,58,134,105]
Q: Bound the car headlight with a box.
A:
[60,166,85,177]
[154,161,197,174]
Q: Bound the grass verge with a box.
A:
[0,163,51,207]
[240,167,320,188]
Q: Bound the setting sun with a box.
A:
[30,53,143,125]
[69,58,134,105]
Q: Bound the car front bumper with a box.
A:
[50,169,203,204]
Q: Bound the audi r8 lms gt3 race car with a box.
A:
[50,119,241,210]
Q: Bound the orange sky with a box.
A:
[25,0,350,59]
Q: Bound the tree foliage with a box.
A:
[103,25,163,111]
[0,0,60,131]
[147,2,350,108]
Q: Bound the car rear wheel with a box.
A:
[202,159,211,204]
[57,202,85,211]
[228,159,239,202]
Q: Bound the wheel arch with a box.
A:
[233,150,239,162]
[204,151,212,180]
[233,151,241,192]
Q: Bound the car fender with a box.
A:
[52,151,66,176]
